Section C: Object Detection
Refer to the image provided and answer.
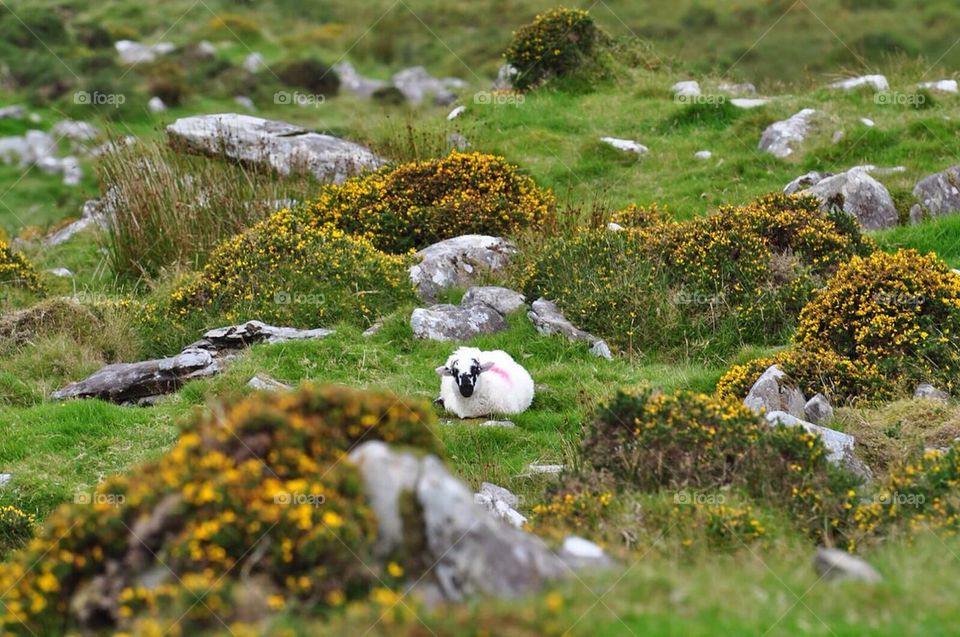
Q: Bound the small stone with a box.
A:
[480,420,516,428]
[671,80,701,97]
[606,222,624,232]
[759,109,816,158]
[243,52,265,73]
[148,97,166,113]
[247,373,292,392]
[362,322,383,337]
[46,267,74,278]
[730,98,768,109]
[918,80,958,93]
[860,117,875,127]
[832,130,845,144]
[0,474,11,487]
[814,548,882,583]
[914,383,949,402]
[526,463,564,475]
[829,75,889,92]
[694,150,712,160]
[447,105,466,120]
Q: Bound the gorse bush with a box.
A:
[516,193,872,358]
[0,239,43,293]
[308,151,555,254]
[578,389,861,544]
[718,250,960,404]
[152,209,415,352]
[0,385,439,635]
[0,505,36,559]
[100,140,320,280]
[505,8,605,90]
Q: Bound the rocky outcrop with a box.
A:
[410,303,508,341]
[744,365,806,419]
[410,235,518,302]
[528,298,612,360]
[350,441,591,601]
[474,482,527,528]
[814,548,882,583]
[44,194,115,245]
[759,109,816,158]
[52,321,333,404]
[166,113,385,184]
[914,383,950,402]
[909,165,960,223]
[804,393,834,425]
[461,286,526,315]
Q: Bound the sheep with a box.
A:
[435,346,534,419]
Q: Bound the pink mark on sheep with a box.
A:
[486,365,511,383]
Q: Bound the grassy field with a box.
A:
[2,1,960,635]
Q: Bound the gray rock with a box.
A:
[447,105,466,120]
[918,80,958,93]
[480,420,516,428]
[829,75,889,92]
[559,535,611,569]
[804,168,898,230]
[744,365,807,418]
[196,41,217,58]
[600,137,648,155]
[492,64,518,90]
[44,195,115,245]
[525,463,565,475]
[814,548,882,583]
[147,96,166,113]
[410,303,508,341]
[115,40,174,65]
[334,61,388,97]
[349,441,571,601]
[362,321,383,337]
[730,98,769,109]
[410,235,517,302]
[694,150,712,160]
[392,66,461,105]
[46,267,74,278]
[528,298,612,360]
[804,393,834,425]
[606,222,624,232]
[166,113,385,184]
[717,81,757,95]
[784,171,829,195]
[759,109,816,158]
[242,52,265,73]
[461,286,526,315]
[475,482,526,528]
[53,321,332,404]
[52,120,100,143]
[0,105,25,119]
[860,117,875,128]
[766,411,872,481]
[446,132,470,151]
[671,80,701,97]
[0,474,11,487]
[247,373,292,392]
[910,166,960,223]
[914,383,950,402]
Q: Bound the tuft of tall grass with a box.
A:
[97,138,319,281]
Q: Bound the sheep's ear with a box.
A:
[478,361,495,372]
[436,366,453,377]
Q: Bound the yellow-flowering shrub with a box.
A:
[0,385,439,635]
[516,193,873,357]
[152,207,415,352]
[577,389,861,544]
[0,505,36,559]
[608,202,668,228]
[504,8,604,90]
[665,500,767,550]
[0,239,43,293]
[794,249,960,400]
[308,151,555,254]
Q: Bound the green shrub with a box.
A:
[309,151,555,254]
[0,7,65,48]
[276,58,341,96]
[0,385,438,634]
[504,7,605,90]
[516,193,873,358]
[0,239,43,293]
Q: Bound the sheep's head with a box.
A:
[436,349,494,398]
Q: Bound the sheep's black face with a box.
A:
[452,359,482,398]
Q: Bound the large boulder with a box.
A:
[461,286,526,315]
[391,66,464,106]
[743,364,806,419]
[803,168,898,229]
[759,109,816,158]
[52,321,333,404]
[410,303,508,341]
[409,235,517,302]
[528,298,612,360]
[349,441,578,601]
[909,165,960,223]
[166,113,385,184]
